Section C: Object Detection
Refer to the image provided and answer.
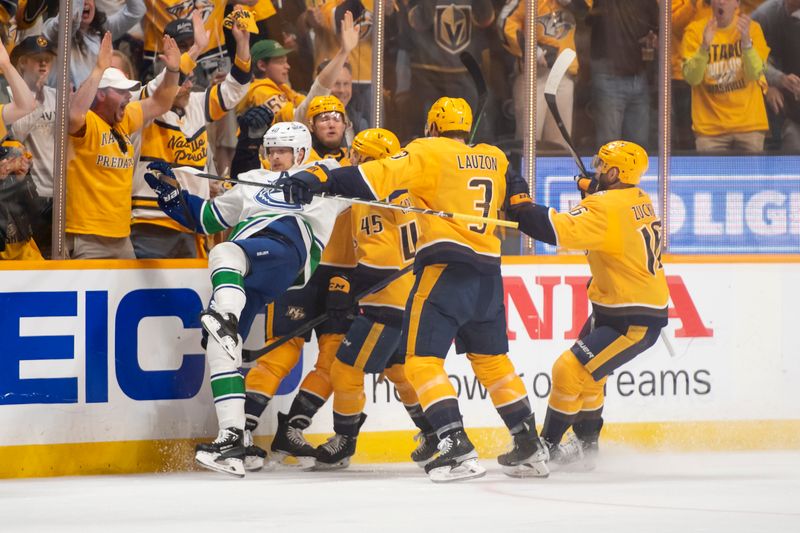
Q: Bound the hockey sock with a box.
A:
[405,354,463,438]
[245,337,304,398]
[541,350,592,445]
[244,392,270,431]
[331,359,366,436]
[573,416,604,445]
[541,407,574,447]
[468,353,532,431]
[208,242,247,317]
[294,333,343,403]
[383,363,433,434]
[287,390,326,420]
[208,340,246,430]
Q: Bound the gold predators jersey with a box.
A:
[351,194,418,310]
[235,78,305,123]
[549,187,669,316]
[357,137,508,273]
[314,151,356,269]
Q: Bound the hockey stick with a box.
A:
[176,167,519,229]
[242,263,414,362]
[543,48,590,178]
[460,51,488,144]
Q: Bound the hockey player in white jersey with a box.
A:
[144,122,345,477]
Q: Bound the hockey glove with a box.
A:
[237,105,275,143]
[326,273,355,320]
[505,172,533,218]
[276,165,330,205]
[575,173,599,198]
[144,162,181,209]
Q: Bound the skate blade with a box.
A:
[244,455,276,472]
[268,452,316,471]
[195,452,245,478]
[413,457,435,469]
[311,457,351,471]
[502,460,550,478]
[200,315,238,360]
[428,459,486,483]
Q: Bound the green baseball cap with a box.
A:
[251,39,292,62]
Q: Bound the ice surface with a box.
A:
[1,449,798,533]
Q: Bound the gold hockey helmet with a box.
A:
[593,140,649,185]
[306,95,346,122]
[351,128,401,162]
[425,97,472,136]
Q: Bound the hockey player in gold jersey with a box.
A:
[510,140,668,469]
[312,128,438,470]
[279,97,549,482]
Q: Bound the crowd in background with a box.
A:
[0,0,797,260]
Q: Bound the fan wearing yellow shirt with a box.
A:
[509,140,668,471]
[279,97,550,483]
[66,32,180,259]
[682,0,770,151]
[236,11,360,124]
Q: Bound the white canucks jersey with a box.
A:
[195,159,347,287]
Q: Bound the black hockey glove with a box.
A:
[505,171,533,218]
[144,161,181,208]
[237,105,274,143]
[276,165,330,205]
[575,172,599,198]
[326,273,355,320]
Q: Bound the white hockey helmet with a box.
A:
[263,121,312,167]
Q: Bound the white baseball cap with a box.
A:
[98,68,141,92]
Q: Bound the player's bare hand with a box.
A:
[765,86,784,114]
[340,11,360,54]
[702,17,717,49]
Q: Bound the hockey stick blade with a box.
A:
[460,52,488,144]
[543,49,589,178]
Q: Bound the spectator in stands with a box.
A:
[42,0,146,87]
[391,0,494,142]
[672,0,712,151]
[130,11,252,259]
[682,0,770,152]
[306,95,350,163]
[498,0,590,147]
[753,0,800,153]
[587,0,658,148]
[141,0,228,82]
[236,10,360,123]
[316,59,367,145]
[10,35,57,258]
[314,0,375,125]
[0,139,43,261]
[65,32,179,259]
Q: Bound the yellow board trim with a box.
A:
[3,420,799,479]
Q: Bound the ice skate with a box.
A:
[411,431,439,468]
[200,308,241,361]
[195,427,245,478]
[498,414,550,478]
[269,412,317,470]
[243,429,270,472]
[424,430,486,483]
[548,433,598,472]
[313,434,357,470]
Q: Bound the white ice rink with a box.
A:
[2,448,799,533]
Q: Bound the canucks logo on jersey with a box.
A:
[254,186,302,211]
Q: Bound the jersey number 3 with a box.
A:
[468,178,494,234]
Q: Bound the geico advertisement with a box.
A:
[0,263,797,445]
